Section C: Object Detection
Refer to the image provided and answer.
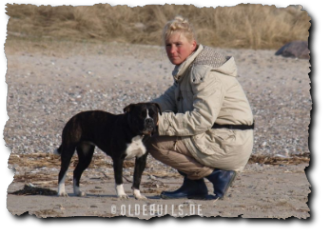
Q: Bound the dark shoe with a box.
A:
[161,172,208,199]
[206,169,236,199]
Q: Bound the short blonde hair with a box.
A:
[162,16,196,44]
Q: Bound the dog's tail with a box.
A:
[54,145,62,155]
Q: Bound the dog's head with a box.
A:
[123,102,161,136]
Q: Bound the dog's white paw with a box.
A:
[116,184,129,199]
[135,194,147,200]
[118,194,129,199]
[133,188,147,200]
[58,192,68,197]
[73,179,86,197]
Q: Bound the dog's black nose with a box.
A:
[145,118,154,126]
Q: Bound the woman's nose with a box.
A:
[170,45,176,54]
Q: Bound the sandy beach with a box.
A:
[5,42,311,219]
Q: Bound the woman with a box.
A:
[147,16,254,199]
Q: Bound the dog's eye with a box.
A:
[140,110,146,118]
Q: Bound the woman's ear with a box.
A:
[191,40,197,52]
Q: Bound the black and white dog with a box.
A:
[56,103,161,199]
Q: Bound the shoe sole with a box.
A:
[160,194,208,200]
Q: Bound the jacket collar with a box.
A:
[172,44,204,82]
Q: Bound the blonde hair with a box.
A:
[162,16,196,44]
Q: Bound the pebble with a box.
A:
[5,44,310,157]
[183,200,195,205]
[56,204,65,210]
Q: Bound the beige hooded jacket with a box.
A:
[153,45,254,171]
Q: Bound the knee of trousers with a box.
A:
[145,135,180,163]
[145,136,164,157]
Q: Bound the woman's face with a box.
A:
[165,32,197,65]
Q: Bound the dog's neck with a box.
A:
[132,134,145,141]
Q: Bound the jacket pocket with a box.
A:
[212,129,236,144]
[192,133,215,156]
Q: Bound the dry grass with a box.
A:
[9,184,58,196]
[9,153,310,171]
[248,152,310,165]
[6,4,310,49]
[8,153,137,169]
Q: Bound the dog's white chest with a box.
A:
[125,135,146,159]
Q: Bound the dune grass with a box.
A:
[6,4,310,50]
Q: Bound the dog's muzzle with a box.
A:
[144,118,155,134]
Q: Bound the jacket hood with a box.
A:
[214,56,238,77]
[192,45,237,77]
[172,45,238,80]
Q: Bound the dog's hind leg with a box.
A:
[73,142,95,196]
[58,145,76,196]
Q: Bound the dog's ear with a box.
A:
[153,103,162,115]
[151,103,161,137]
[151,120,159,137]
[151,127,159,137]
[123,104,135,113]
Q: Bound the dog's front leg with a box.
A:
[132,153,148,200]
[113,157,129,199]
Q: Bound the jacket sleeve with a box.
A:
[158,71,225,136]
[152,82,177,113]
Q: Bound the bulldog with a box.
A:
[56,102,161,199]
